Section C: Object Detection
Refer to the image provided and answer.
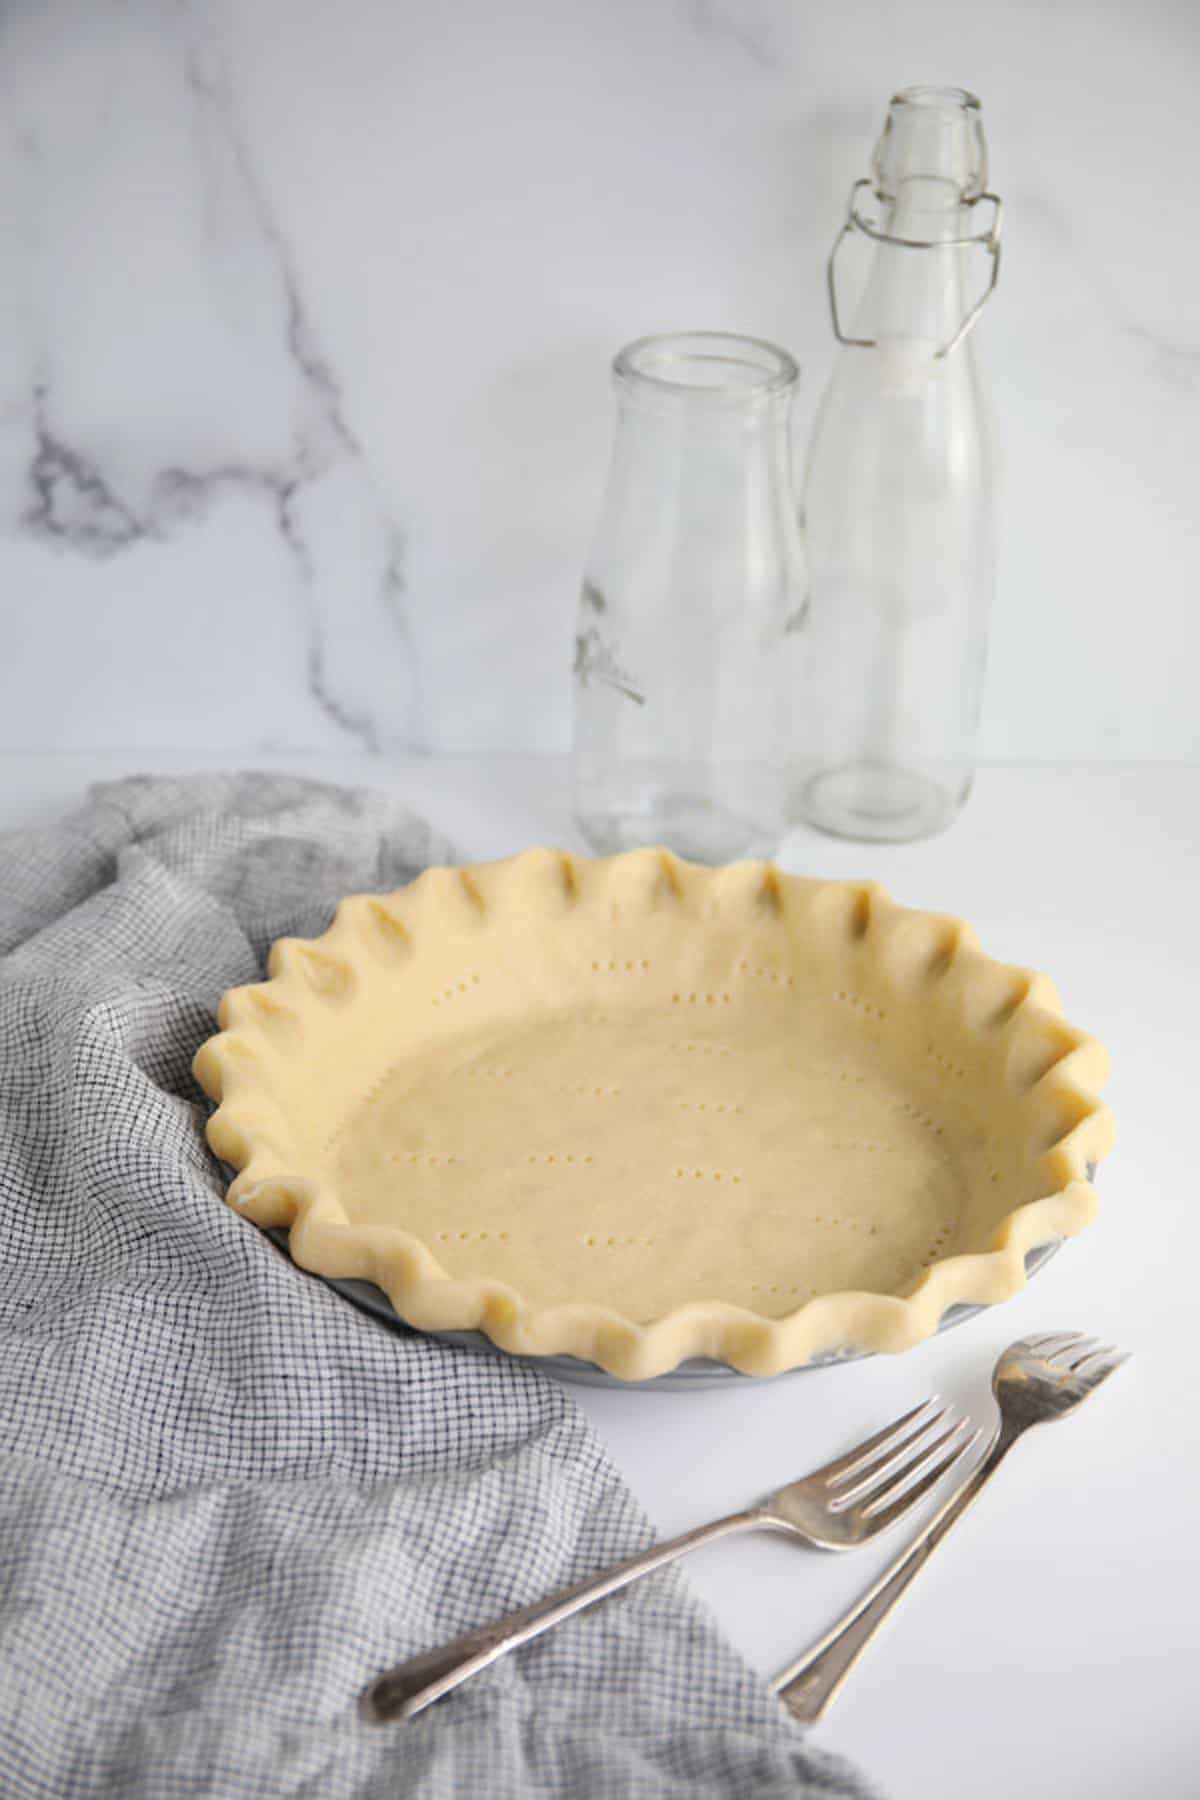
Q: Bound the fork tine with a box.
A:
[1058,1336,1104,1371]
[848,1414,964,1508]
[816,1389,949,1490]
[828,1407,958,1508]
[860,1422,982,1525]
[1026,1330,1087,1358]
[815,1399,942,1489]
[1072,1347,1130,1382]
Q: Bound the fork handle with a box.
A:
[362,1507,765,1723]
[772,1426,1013,1726]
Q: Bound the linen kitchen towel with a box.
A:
[0,772,880,1798]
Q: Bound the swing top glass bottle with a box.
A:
[798,85,1002,842]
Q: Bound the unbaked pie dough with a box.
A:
[194,849,1114,1378]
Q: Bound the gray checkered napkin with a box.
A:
[0,773,882,1798]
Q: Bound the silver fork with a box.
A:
[773,1330,1131,1725]
[363,1396,978,1723]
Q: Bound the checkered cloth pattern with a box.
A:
[0,773,881,1797]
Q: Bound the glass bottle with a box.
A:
[572,331,805,864]
[796,85,1002,842]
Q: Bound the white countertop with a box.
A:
[3,752,1196,1799]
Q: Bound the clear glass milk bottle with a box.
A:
[796,86,1002,842]
[572,331,805,864]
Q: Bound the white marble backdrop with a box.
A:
[1,0,1196,759]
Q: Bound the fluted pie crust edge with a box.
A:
[193,849,1114,1379]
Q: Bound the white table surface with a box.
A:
[3,751,1196,1800]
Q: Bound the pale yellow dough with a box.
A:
[194,849,1114,1379]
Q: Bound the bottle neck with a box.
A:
[850,182,974,360]
[888,174,970,242]
[843,85,989,362]
[614,387,793,446]
[610,331,798,461]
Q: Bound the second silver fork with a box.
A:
[362,1395,978,1724]
[772,1330,1130,1724]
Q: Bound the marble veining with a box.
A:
[0,0,1196,759]
[184,29,418,751]
[25,381,145,558]
[683,0,778,69]
[6,3,418,752]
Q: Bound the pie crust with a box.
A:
[193,848,1114,1379]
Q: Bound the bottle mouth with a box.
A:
[873,85,988,201]
[613,332,799,403]
[891,84,981,113]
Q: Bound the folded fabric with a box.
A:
[0,772,880,1798]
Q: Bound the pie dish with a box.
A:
[193,848,1115,1380]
